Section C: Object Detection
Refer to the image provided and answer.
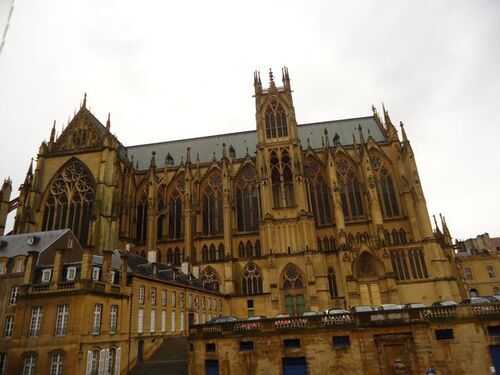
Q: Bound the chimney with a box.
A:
[120,252,128,286]
[23,250,39,285]
[81,248,92,280]
[102,250,113,284]
[52,249,64,285]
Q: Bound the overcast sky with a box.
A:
[0,0,499,240]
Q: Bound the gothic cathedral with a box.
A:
[1,68,464,317]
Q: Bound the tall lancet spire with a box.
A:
[106,113,111,132]
[82,92,87,108]
[269,68,276,90]
[400,121,409,143]
[253,71,262,95]
[282,66,291,90]
[50,120,56,143]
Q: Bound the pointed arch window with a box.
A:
[168,192,183,239]
[328,268,338,298]
[255,240,262,257]
[42,160,95,246]
[201,245,208,262]
[370,156,400,218]
[271,149,295,208]
[245,241,253,257]
[218,243,225,260]
[282,265,305,316]
[282,265,304,290]
[336,159,364,221]
[209,244,216,261]
[157,181,184,241]
[238,242,245,258]
[135,192,148,244]
[235,167,260,232]
[174,247,181,265]
[242,263,263,295]
[167,248,173,264]
[202,173,223,235]
[201,267,221,292]
[265,100,288,139]
[305,162,332,225]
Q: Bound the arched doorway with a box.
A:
[282,264,305,316]
[356,252,383,306]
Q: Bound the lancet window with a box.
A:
[305,162,332,225]
[235,167,260,232]
[370,156,400,218]
[242,263,263,295]
[174,247,181,265]
[42,160,95,246]
[202,173,223,235]
[271,149,295,208]
[328,268,338,298]
[135,192,148,244]
[157,179,184,241]
[201,267,221,292]
[265,99,288,139]
[336,158,364,221]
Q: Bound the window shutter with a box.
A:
[115,347,121,374]
[98,349,105,374]
[103,349,110,374]
[85,351,93,375]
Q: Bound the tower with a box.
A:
[254,68,316,255]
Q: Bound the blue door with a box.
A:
[490,346,500,373]
[206,359,219,375]
[283,357,307,375]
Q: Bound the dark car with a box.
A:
[207,316,238,324]
[460,297,490,305]
[405,302,427,309]
[431,300,457,307]
[351,305,373,313]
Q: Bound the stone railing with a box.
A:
[189,303,500,338]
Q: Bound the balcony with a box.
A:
[189,303,500,338]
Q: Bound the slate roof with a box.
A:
[0,229,72,258]
[126,116,385,170]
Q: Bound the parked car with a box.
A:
[486,295,500,302]
[276,313,290,318]
[350,305,373,313]
[302,311,321,317]
[247,315,267,321]
[431,300,457,307]
[460,297,490,305]
[207,316,238,324]
[405,302,427,309]
[324,309,350,315]
[377,304,404,311]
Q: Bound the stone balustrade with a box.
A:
[189,303,500,338]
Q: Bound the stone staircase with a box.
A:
[129,336,188,375]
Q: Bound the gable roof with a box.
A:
[126,116,385,170]
[0,229,75,259]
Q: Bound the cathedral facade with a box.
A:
[1,68,465,318]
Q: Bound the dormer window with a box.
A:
[92,267,100,281]
[27,236,40,245]
[14,258,24,273]
[66,267,76,281]
[110,270,116,284]
[41,269,52,283]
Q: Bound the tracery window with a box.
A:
[305,162,332,225]
[201,267,220,292]
[242,263,263,295]
[282,265,304,290]
[235,167,260,232]
[157,180,184,240]
[271,149,295,208]
[202,173,223,235]
[42,160,94,246]
[265,99,288,139]
[370,156,400,218]
[336,158,364,221]
[135,192,148,244]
